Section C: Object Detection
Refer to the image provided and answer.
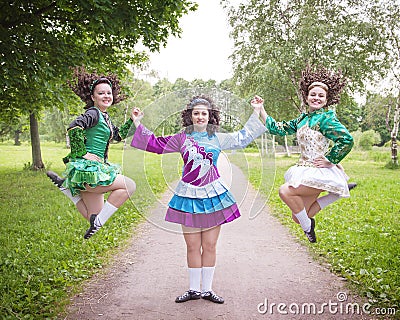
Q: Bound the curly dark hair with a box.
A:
[299,64,347,107]
[67,66,127,108]
[181,95,220,135]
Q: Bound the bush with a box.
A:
[358,130,381,150]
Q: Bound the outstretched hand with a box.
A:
[130,107,144,127]
[250,95,267,123]
[251,95,264,112]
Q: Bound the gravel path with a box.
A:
[66,161,368,320]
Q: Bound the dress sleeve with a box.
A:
[130,124,183,154]
[320,111,354,164]
[62,127,87,163]
[112,118,134,141]
[265,114,304,136]
[216,113,267,150]
[67,108,99,130]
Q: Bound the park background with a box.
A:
[1,0,399,318]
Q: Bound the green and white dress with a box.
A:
[265,109,354,197]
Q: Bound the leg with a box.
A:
[84,174,136,207]
[201,226,221,267]
[80,192,104,220]
[175,226,202,303]
[279,183,322,242]
[279,183,323,214]
[200,226,224,304]
[292,194,320,223]
[82,174,136,239]
[182,226,202,268]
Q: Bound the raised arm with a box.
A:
[217,104,267,150]
[130,108,183,154]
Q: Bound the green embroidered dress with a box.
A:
[62,107,132,196]
[266,109,354,197]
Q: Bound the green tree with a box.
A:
[367,1,400,166]
[360,93,392,146]
[224,0,388,122]
[0,0,197,169]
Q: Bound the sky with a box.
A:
[141,0,236,83]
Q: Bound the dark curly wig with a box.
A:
[181,95,220,135]
[299,64,347,107]
[67,66,127,109]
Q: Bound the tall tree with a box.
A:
[368,1,400,166]
[224,0,389,123]
[0,0,197,169]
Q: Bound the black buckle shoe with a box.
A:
[304,218,317,243]
[175,290,201,303]
[348,183,357,191]
[84,214,101,239]
[201,291,224,304]
[46,171,65,189]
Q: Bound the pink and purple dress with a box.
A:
[131,113,266,228]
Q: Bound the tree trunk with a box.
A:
[284,135,291,157]
[29,112,45,170]
[14,130,21,146]
[390,103,400,166]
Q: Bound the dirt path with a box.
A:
[66,162,368,320]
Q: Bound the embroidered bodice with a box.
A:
[265,109,353,164]
[296,124,329,166]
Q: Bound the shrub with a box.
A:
[358,130,381,150]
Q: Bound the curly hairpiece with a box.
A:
[67,66,127,108]
[299,64,347,107]
[181,95,220,136]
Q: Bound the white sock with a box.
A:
[61,189,81,205]
[317,193,340,210]
[294,208,311,232]
[201,266,215,293]
[189,268,201,292]
[94,201,118,227]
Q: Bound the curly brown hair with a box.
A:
[181,95,220,135]
[299,64,347,107]
[67,66,127,108]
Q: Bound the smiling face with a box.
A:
[91,83,113,111]
[307,86,327,112]
[191,105,210,132]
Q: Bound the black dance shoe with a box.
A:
[46,171,65,190]
[304,218,317,243]
[348,183,357,191]
[201,291,225,304]
[175,290,201,303]
[84,214,101,239]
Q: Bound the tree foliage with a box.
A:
[0,0,197,168]
[224,0,389,121]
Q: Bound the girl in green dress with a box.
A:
[256,65,354,243]
[47,67,136,239]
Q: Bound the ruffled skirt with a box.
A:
[166,203,240,229]
[62,158,121,196]
[166,178,240,228]
[284,165,350,197]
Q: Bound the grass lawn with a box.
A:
[0,142,399,318]
[232,148,400,315]
[0,142,179,319]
